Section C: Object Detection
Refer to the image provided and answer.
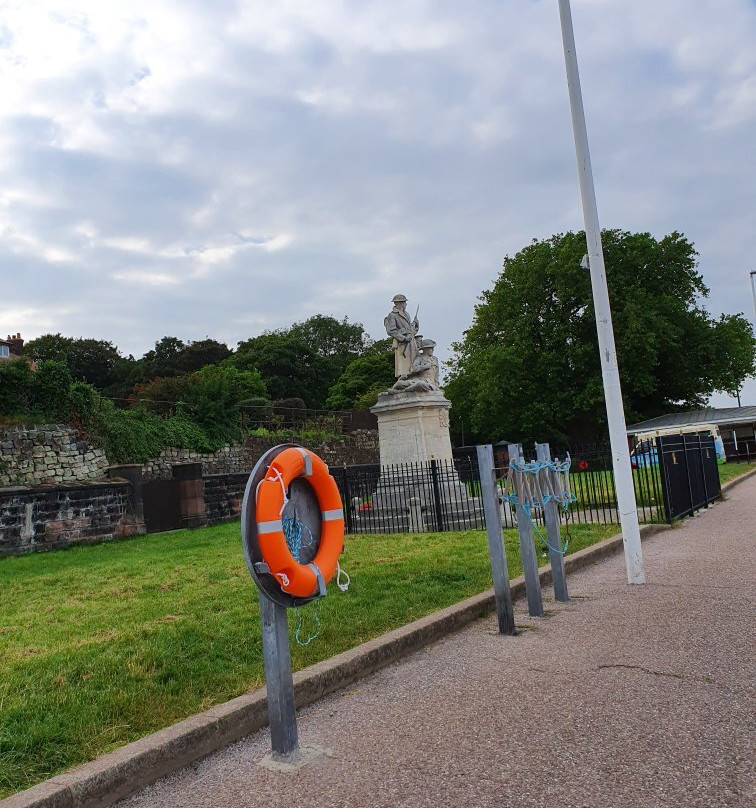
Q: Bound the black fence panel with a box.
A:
[701,440,722,504]
[657,432,720,521]
[331,458,485,535]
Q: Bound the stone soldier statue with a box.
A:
[384,293,420,377]
[388,338,439,393]
[415,338,440,388]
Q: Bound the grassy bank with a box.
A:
[718,461,752,486]
[1,520,618,797]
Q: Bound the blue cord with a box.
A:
[522,502,569,556]
[282,514,313,562]
[502,458,576,556]
[282,513,321,646]
[295,601,321,646]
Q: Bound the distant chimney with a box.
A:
[6,333,24,356]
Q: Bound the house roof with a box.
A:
[627,406,756,434]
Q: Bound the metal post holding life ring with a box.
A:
[241,444,346,764]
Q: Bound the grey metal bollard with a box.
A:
[476,445,516,634]
[508,443,544,617]
[535,442,570,602]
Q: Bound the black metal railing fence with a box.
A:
[333,442,675,535]
[331,434,723,535]
[330,457,486,535]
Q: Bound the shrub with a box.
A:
[69,382,107,432]
[70,385,214,463]
[98,406,213,464]
[239,396,272,431]
[0,359,34,417]
[30,360,73,422]
[271,397,307,428]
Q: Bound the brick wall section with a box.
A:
[201,435,379,527]
[204,473,249,525]
[142,431,379,480]
[0,424,109,487]
[0,480,134,557]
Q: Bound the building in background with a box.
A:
[627,407,756,462]
[0,333,24,361]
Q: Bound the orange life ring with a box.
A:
[255,447,344,598]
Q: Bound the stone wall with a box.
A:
[0,425,380,552]
[204,473,249,525]
[0,424,379,486]
[0,425,109,487]
[141,431,380,480]
[0,480,135,557]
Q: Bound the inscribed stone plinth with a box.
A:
[368,390,483,532]
[370,390,452,466]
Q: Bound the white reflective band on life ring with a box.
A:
[295,447,313,477]
[322,509,344,521]
[257,519,283,534]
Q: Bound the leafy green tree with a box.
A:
[175,339,232,374]
[288,314,372,393]
[709,314,756,398]
[22,333,72,363]
[290,314,369,360]
[142,336,186,378]
[178,364,267,444]
[133,364,267,444]
[446,229,755,446]
[23,334,121,390]
[326,347,395,410]
[231,333,329,408]
[101,356,146,403]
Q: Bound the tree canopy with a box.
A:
[24,334,121,390]
[142,336,187,378]
[132,364,267,444]
[325,340,395,410]
[231,333,330,408]
[287,314,371,395]
[289,314,370,360]
[445,229,756,446]
[175,339,232,374]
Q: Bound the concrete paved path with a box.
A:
[121,476,755,808]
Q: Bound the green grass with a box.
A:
[0,520,619,797]
[718,461,753,486]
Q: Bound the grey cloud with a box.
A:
[1,0,754,408]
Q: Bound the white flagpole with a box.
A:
[557,0,645,584]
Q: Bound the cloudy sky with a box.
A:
[2,0,754,405]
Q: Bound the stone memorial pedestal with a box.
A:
[371,390,453,465]
[368,390,483,532]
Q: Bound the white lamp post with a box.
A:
[557,0,645,584]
